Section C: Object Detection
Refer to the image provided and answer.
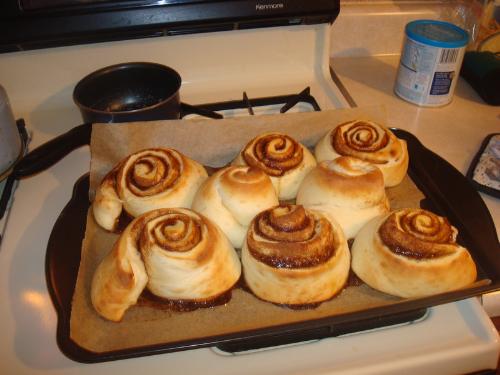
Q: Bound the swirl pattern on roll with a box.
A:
[139,208,241,301]
[121,150,181,197]
[92,148,208,232]
[379,209,455,259]
[315,120,408,187]
[142,211,202,253]
[242,204,350,306]
[233,132,317,200]
[333,121,390,162]
[351,208,477,298]
[296,156,390,239]
[91,208,241,321]
[249,205,334,268]
[242,133,303,176]
[192,166,279,248]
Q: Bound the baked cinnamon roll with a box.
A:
[140,208,241,302]
[297,156,390,239]
[233,132,317,200]
[92,148,208,231]
[351,208,477,298]
[192,166,279,248]
[315,120,408,187]
[91,208,241,321]
[242,204,350,306]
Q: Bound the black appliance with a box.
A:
[0,0,340,53]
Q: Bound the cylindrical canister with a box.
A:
[394,20,469,107]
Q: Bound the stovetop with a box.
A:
[0,21,498,374]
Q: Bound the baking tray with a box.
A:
[45,128,500,363]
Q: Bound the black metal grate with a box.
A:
[181,87,321,119]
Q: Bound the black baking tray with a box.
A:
[45,128,500,363]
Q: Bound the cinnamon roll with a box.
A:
[192,166,279,248]
[92,148,208,231]
[242,204,350,306]
[315,120,408,187]
[351,208,477,298]
[140,208,241,302]
[233,132,317,200]
[91,208,241,321]
[296,156,390,239]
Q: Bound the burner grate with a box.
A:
[181,87,321,119]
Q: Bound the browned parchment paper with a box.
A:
[70,106,425,353]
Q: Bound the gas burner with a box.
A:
[182,87,321,119]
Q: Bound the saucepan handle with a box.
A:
[13,123,92,178]
[181,102,223,119]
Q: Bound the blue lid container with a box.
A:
[405,20,469,48]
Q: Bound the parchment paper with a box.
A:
[70,106,425,353]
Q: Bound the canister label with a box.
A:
[395,38,464,106]
[395,35,465,106]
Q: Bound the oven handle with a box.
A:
[13,123,91,179]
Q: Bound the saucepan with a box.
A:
[74,62,182,123]
[12,62,221,178]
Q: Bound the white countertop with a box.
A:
[331,55,500,240]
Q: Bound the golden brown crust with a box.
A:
[296,157,389,239]
[248,205,336,268]
[90,212,150,322]
[315,120,409,187]
[218,166,274,197]
[92,148,207,232]
[315,156,383,195]
[116,148,181,198]
[242,205,350,305]
[351,209,477,298]
[298,157,387,207]
[233,132,317,200]
[138,208,241,301]
[331,121,390,163]
[192,166,279,248]
[379,209,455,259]
[241,133,304,177]
[91,208,241,321]
[139,212,202,253]
[139,209,216,265]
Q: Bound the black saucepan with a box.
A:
[74,62,182,123]
[12,62,220,178]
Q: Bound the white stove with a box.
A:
[0,18,498,375]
